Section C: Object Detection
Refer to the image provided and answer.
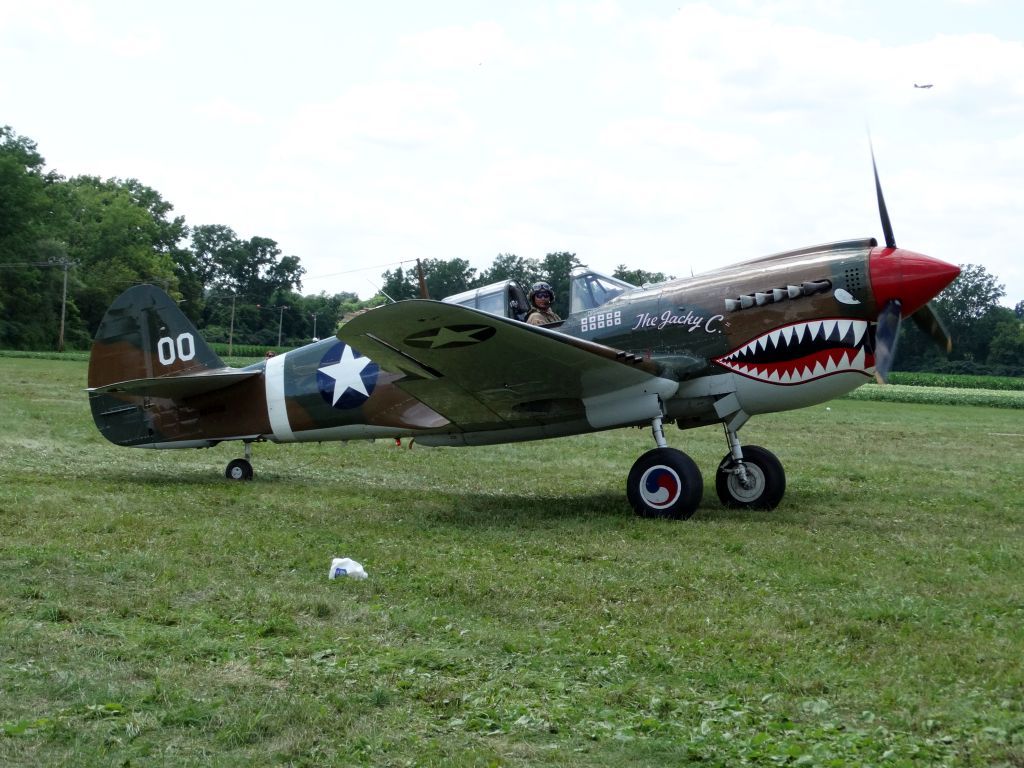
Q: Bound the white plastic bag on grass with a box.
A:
[329,557,368,580]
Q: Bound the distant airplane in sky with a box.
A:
[914,83,934,89]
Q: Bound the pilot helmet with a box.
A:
[529,281,555,303]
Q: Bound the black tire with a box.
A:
[626,447,703,520]
[715,445,785,510]
[225,458,254,481]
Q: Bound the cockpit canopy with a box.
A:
[442,280,531,321]
[568,267,637,315]
[441,268,642,322]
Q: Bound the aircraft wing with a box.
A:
[87,368,261,399]
[338,300,679,431]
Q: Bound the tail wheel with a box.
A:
[627,447,703,520]
[225,458,254,481]
[715,445,785,509]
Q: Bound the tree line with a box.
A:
[1,126,356,350]
[0,125,665,351]
[1,125,1020,372]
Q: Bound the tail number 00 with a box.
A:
[157,333,196,366]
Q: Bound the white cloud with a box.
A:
[193,99,267,127]
[278,80,475,163]
[599,117,763,163]
[0,1,98,46]
[398,21,529,70]
[0,0,161,56]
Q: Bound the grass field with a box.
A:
[1,356,1023,766]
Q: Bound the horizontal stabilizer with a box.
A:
[88,368,260,399]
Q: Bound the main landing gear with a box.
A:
[625,418,786,520]
[225,441,255,481]
[626,416,703,520]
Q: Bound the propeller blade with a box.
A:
[873,299,903,384]
[911,301,954,353]
[871,141,897,249]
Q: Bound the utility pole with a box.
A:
[277,305,288,348]
[311,312,318,340]
[416,258,429,299]
[57,260,69,352]
[228,294,236,357]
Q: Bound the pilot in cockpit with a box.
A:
[525,282,561,326]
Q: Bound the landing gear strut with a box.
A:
[225,442,255,481]
[626,416,703,520]
[714,426,785,509]
[626,413,787,518]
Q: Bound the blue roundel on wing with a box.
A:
[316,342,379,409]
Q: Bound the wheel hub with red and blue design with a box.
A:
[638,464,682,510]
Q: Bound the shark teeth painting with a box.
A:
[714,318,875,385]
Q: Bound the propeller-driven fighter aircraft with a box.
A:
[87,155,960,519]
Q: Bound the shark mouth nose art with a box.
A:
[714,319,875,385]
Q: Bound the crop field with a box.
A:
[2,356,1023,766]
[847,383,1024,409]
[887,372,1024,392]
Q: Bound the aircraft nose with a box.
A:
[868,247,961,316]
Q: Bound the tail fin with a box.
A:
[87,284,224,389]
[88,285,265,448]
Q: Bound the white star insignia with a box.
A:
[318,345,372,405]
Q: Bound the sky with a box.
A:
[3,0,1022,305]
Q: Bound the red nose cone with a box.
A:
[869,247,960,315]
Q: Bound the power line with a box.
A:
[0,261,66,268]
[303,258,417,282]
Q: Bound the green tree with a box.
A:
[191,225,243,287]
[987,318,1024,367]
[476,253,543,288]
[0,126,70,348]
[933,264,1004,326]
[176,224,241,323]
[287,290,361,342]
[0,126,50,251]
[62,176,184,334]
[212,235,304,304]
[190,226,304,304]
[379,265,418,302]
[612,265,670,286]
[380,259,477,301]
[421,258,476,298]
[191,226,306,344]
[933,263,1006,362]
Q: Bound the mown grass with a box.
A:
[1,356,1023,766]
